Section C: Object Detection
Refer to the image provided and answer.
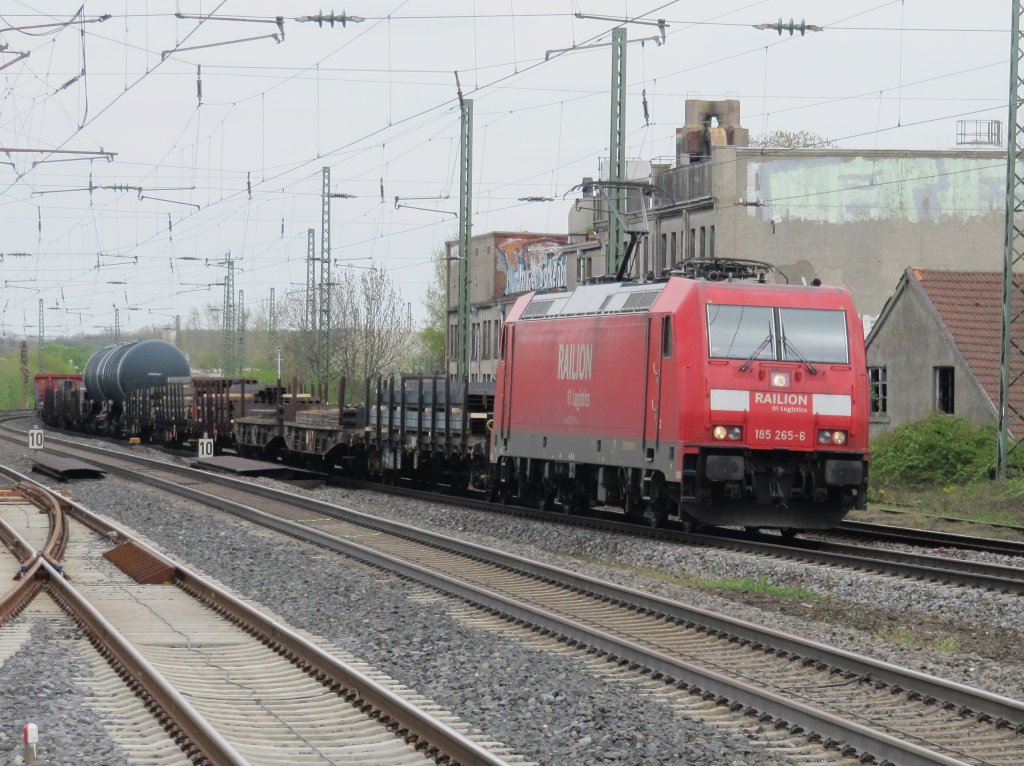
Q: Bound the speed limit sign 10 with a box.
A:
[28,429,44,450]
[197,438,215,458]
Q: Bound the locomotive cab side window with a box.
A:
[707,305,848,364]
[661,316,673,358]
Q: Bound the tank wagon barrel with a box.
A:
[83,339,191,403]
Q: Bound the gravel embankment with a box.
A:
[2,431,1023,764]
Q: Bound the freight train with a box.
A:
[35,260,870,533]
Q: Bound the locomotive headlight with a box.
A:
[713,425,743,441]
[771,372,790,388]
[817,429,848,445]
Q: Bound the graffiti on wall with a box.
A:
[747,156,1004,225]
[496,236,569,296]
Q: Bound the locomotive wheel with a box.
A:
[624,492,645,520]
[539,489,556,512]
[643,505,668,529]
[780,527,800,540]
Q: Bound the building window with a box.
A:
[576,255,592,282]
[688,228,696,259]
[934,367,954,413]
[709,225,715,258]
[661,234,667,268]
[670,232,677,267]
[869,367,887,414]
[699,226,706,258]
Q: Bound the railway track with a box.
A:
[4,414,1024,593]
[6,413,1015,569]
[834,519,1024,557]
[4,427,1024,764]
[0,464,526,766]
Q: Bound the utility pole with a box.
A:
[319,166,332,401]
[114,308,120,342]
[457,96,473,380]
[1000,0,1024,476]
[37,298,44,370]
[20,341,29,407]
[607,28,627,275]
[269,287,277,338]
[222,251,235,376]
[174,314,181,347]
[306,228,316,334]
[237,289,246,376]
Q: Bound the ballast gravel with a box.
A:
[2,434,1024,764]
[0,618,129,766]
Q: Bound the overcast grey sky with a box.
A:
[0,1,1012,339]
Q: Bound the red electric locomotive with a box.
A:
[490,260,869,533]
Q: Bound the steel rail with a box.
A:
[838,518,1024,556]
[6,420,1024,598]
[0,467,61,624]
[6,463,514,766]
[39,556,252,765]
[15,438,1023,764]
[8,434,1024,729]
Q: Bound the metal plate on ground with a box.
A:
[190,455,320,481]
[31,455,106,481]
[103,541,175,584]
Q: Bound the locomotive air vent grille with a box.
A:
[598,289,662,314]
[621,290,661,311]
[522,300,556,318]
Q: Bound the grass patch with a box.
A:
[876,624,960,654]
[858,478,1024,540]
[578,556,824,602]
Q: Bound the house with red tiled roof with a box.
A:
[865,268,1023,439]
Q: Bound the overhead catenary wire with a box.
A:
[0,1,1010,335]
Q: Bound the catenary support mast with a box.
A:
[1000,0,1024,476]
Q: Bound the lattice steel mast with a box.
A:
[221,251,235,376]
[457,97,473,380]
[607,28,626,275]
[1000,0,1024,476]
[319,166,332,400]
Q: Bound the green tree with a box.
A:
[411,247,447,373]
[749,130,839,149]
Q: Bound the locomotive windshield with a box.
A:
[707,305,849,364]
